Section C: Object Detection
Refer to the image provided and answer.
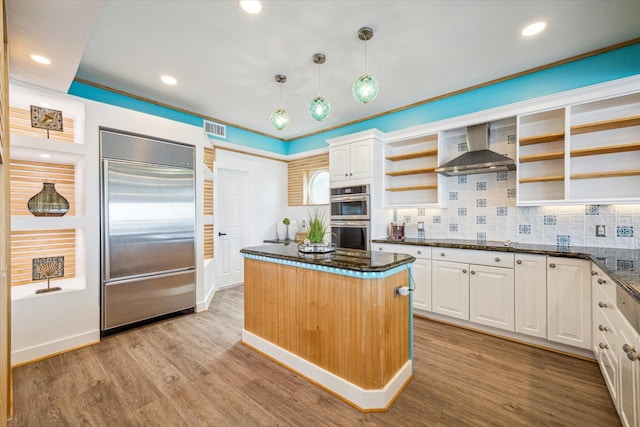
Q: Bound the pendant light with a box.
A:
[309,53,331,121]
[352,26,378,104]
[269,74,290,131]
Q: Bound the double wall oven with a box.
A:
[330,184,370,251]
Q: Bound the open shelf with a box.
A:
[571,115,640,135]
[570,170,640,180]
[385,185,438,192]
[519,151,564,163]
[519,176,564,184]
[385,149,437,161]
[570,141,640,157]
[519,132,565,146]
[385,167,436,177]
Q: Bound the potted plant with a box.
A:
[306,210,327,244]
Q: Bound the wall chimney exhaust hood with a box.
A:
[434,123,515,176]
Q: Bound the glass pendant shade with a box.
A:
[353,73,378,104]
[309,96,330,121]
[270,108,290,130]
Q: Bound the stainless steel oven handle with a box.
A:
[331,221,370,227]
[330,194,369,202]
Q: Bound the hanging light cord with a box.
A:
[364,38,368,74]
[317,63,322,96]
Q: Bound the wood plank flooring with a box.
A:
[9,285,621,426]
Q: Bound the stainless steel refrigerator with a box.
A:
[100,129,196,333]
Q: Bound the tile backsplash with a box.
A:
[396,170,640,249]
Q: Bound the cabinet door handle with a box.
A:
[591,271,598,276]
[417,250,422,255]
[440,252,445,257]
[470,270,476,275]
[378,247,383,251]
[494,257,500,262]
[462,269,467,274]
[597,278,606,285]
[549,263,556,268]
[598,301,608,308]
[516,260,522,264]
[218,232,227,236]
[349,172,353,176]
[623,344,639,361]
[599,342,609,350]
[598,324,609,332]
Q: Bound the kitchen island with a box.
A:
[239,244,415,412]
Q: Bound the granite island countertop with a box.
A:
[373,237,640,331]
[240,244,415,273]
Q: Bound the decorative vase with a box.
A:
[27,182,69,217]
[285,224,290,241]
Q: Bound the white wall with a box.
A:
[11,84,212,364]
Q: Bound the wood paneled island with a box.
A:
[240,244,415,412]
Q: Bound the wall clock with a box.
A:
[30,105,63,133]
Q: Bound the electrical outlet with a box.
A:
[417,221,424,231]
[595,225,606,237]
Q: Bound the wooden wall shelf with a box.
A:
[519,151,564,163]
[519,132,565,146]
[385,167,436,177]
[519,176,564,184]
[570,142,640,157]
[571,115,640,135]
[570,170,640,180]
[386,185,438,192]
[385,149,437,162]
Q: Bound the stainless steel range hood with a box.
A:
[434,123,516,176]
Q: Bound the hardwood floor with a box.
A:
[9,285,621,426]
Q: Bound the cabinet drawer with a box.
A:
[374,243,431,259]
[433,247,514,268]
[591,266,617,304]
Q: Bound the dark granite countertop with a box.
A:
[241,244,415,273]
[373,237,640,331]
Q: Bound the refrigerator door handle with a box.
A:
[104,267,195,286]
[102,159,112,282]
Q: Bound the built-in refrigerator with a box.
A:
[100,129,196,333]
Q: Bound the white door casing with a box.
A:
[215,169,247,288]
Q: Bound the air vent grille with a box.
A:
[204,120,226,138]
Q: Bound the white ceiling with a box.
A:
[6,0,640,141]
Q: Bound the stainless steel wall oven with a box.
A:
[330,184,370,250]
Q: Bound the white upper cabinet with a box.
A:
[382,131,446,207]
[329,140,374,182]
[517,88,640,205]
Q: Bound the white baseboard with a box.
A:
[12,330,100,366]
[196,284,217,312]
[242,329,413,411]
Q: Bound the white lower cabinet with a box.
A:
[469,264,514,331]
[547,256,592,350]
[619,317,640,427]
[373,243,431,312]
[432,260,469,321]
[514,254,547,339]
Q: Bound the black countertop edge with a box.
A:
[372,238,640,303]
[240,245,415,273]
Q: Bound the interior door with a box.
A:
[215,169,247,288]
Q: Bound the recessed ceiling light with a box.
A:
[30,54,51,65]
[161,75,177,85]
[521,21,546,37]
[39,153,51,159]
[239,0,262,14]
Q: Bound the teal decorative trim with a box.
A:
[287,42,640,154]
[67,80,289,155]
[242,253,412,279]
[407,263,414,365]
[68,42,640,157]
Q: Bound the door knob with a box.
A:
[549,263,556,268]
[597,278,606,284]
[516,260,522,264]
[218,232,227,236]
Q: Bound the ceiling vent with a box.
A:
[204,120,226,139]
